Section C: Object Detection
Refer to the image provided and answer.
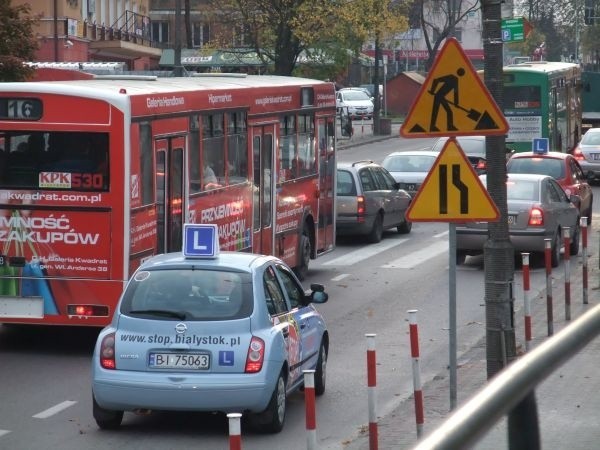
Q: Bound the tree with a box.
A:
[206,0,408,78]
[419,0,480,71]
[0,0,38,81]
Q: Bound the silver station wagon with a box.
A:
[92,225,329,433]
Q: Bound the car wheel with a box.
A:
[314,341,327,396]
[397,217,412,234]
[367,213,384,243]
[93,395,123,430]
[251,372,286,433]
[551,232,560,268]
[456,251,467,265]
[294,226,311,281]
[570,222,580,256]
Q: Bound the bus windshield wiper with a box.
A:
[128,309,187,320]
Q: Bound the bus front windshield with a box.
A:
[0,131,109,191]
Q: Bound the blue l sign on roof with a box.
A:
[183,224,219,258]
[532,137,549,154]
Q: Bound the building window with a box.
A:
[450,27,462,42]
[192,23,210,47]
[151,21,169,44]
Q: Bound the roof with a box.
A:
[139,251,268,272]
[510,151,571,160]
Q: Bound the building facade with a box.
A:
[15,0,162,70]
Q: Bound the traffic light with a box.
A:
[585,0,595,25]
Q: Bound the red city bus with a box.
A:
[0,74,337,326]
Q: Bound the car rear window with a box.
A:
[120,268,253,320]
[581,131,600,145]
[506,179,539,201]
[337,169,356,195]
[384,155,435,172]
[508,157,565,179]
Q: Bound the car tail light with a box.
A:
[357,195,365,219]
[572,147,585,161]
[100,333,116,370]
[528,207,544,226]
[245,336,265,373]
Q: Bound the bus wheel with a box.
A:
[295,227,311,281]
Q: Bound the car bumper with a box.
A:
[336,215,375,236]
[456,228,552,253]
[578,160,600,179]
[92,368,276,413]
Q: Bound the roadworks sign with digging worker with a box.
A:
[400,38,509,138]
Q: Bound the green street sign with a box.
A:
[502,18,525,42]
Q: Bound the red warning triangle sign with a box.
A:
[406,138,500,222]
[400,38,508,138]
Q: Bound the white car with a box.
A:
[336,88,374,120]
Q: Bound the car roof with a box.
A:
[384,150,440,158]
[510,151,571,160]
[138,251,271,273]
[486,173,552,182]
[337,160,379,170]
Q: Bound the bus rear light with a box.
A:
[244,336,265,373]
[67,305,110,317]
[100,333,116,370]
[528,207,544,226]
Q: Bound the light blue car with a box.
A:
[92,248,329,433]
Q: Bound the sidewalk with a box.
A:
[343,251,600,450]
[335,128,600,449]
[336,120,402,150]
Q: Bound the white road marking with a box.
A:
[382,240,449,269]
[32,400,77,419]
[331,273,350,281]
[322,238,409,266]
[433,230,449,239]
[0,430,10,437]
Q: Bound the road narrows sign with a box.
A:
[406,138,500,222]
[400,38,509,138]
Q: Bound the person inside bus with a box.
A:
[203,164,219,190]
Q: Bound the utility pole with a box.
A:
[173,0,183,76]
[481,0,517,378]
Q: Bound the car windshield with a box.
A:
[342,90,371,101]
[337,169,356,195]
[581,131,600,145]
[508,157,565,179]
[383,155,435,172]
[506,179,540,201]
[120,268,253,320]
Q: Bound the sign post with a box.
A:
[401,38,506,410]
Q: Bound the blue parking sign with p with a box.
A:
[183,224,219,258]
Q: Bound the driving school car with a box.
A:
[92,224,329,433]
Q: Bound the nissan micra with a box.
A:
[92,224,329,433]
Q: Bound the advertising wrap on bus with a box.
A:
[0,208,111,317]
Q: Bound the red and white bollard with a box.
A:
[303,370,317,450]
[563,227,571,321]
[227,412,242,450]
[522,253,532,352]
[366,333,378,450]
[408,310,424,437]
[544,238,554,336]
[582,217,588,304]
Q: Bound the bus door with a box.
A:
[317,118,336,253]
[252,125,276,257]
[155,136,186,254]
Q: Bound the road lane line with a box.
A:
[0,430,10,437]
[433,230,449,239]
[381,240,448,269]
[322,238,409,266]
[32,400,77,419]
[331,273,350,281]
